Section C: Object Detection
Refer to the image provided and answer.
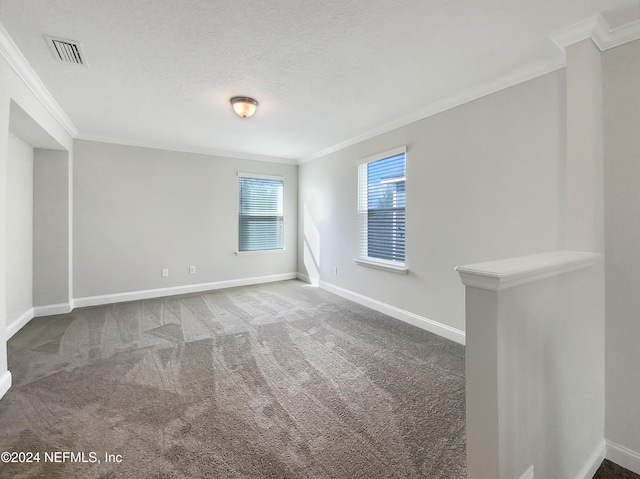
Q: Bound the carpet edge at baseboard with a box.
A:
[573,439,606,479]
[606,439,640,476]
[33,273,298,314]
[297,273,465,345]
[6,308,35,339]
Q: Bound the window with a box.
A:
[356,147,407,273]
[238,173,284,253]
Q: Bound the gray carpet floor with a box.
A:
[594,460,640,479]
[0,280,466,478]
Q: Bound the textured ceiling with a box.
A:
[0,0,637,162]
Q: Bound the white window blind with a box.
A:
[357,149,406,266]
[238,173,284,252]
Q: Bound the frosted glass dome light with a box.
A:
[230,97,259,118]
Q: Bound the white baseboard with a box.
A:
[606,440,640,475]
[297,274,465,345]
[574,439,606,479]
[33,302,74,317]
[0,371,12,400]
[6,308,34,339]
[74,273,298,308]
[519,465,534,479]
[296,273,318,285]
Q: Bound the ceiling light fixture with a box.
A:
[230,96,259,118]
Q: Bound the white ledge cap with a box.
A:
[455,250,601,292]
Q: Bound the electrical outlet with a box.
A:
[332,266,338,275]
[161,268,169,277]
[189,266,196,274]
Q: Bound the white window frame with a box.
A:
[355,147,408,274]
[236,172,285,256]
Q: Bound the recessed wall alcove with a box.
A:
[6,100,72,338]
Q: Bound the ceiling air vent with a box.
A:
[45,35,86,66]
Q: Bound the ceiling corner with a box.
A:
[0,22,79,137]
[596,17,640,50]
[550,13,640,52]
[549,15,602,51]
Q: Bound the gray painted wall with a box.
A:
[0,53,73,390]
[462,255,604,478]
[566,40,604,253]
[33,148,71,307]
[298,70,566,332]
[73,140,297,298]
[603,38,640,462]
[5,133,33,324]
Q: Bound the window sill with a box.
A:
[354,258,409,274]
[236,249,286,256]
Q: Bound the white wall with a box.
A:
[603,38,640,471]
[73,140,297,299]
[501,262,605,479]
[0,52,73,397]
[0,76,7,389]
[565,39,604,253]
[298,70,566,334]
[459,252,604,479]
[5,133,33,326]
[33,148,71,308]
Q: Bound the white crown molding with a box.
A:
[303,12,640,165]
[0,23,78,137]
[551,14,640,52]
[300,58,565,164]
[4,13,638,167]
[75,133,298,165]
[550,16,604,50]
[597,17,640,50]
